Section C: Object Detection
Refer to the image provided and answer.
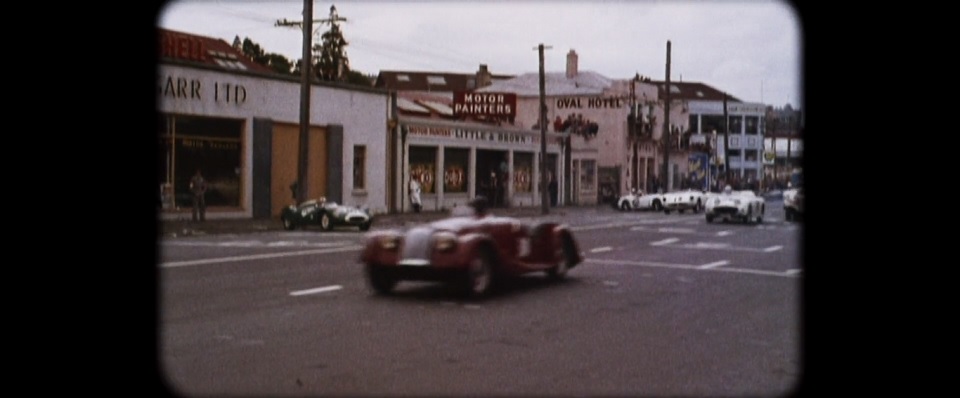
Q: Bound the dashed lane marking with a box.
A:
[590,246,613,253]
[160,245,364,268]
[290,285,343,296]
[586,258,800,278]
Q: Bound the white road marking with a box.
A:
[716,230,734,237]
[698,260,730,269]
[629,226,648,231]
[290,285,342,296]
[159,245,364,268]
[163,240,352,248]
[764,245,783,252]
[590,246,613,253]
[658,227,695,234]
[786,269,802,275]
[651,238,679,246]
[586,258,800,278]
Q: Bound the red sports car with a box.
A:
[359,198,583,298]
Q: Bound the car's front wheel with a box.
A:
[546,237,575,281]
[652,200,662,211]
[359,222,371,232]
[321,214,333,231]
[706,214,714,223]
[619,201,630,211]
[463,250,493,298]
[365,265,397,295]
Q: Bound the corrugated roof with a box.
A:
[475,71,612,96]
[397,97,432,114]
[417,100,454,116]
[158,28,274,74]
[651,80,741,102]
[376,70,514,92]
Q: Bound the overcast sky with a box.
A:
[157,0,803,109]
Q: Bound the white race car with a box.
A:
[615,189,664,211]
[783,187,803,222]
[661,189,706,214]
[704,189,765,224]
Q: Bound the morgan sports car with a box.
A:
[359,197,584,298]
[280,197,372,231]
[661,189,707,214]
[615,189,663,211]
[704,188,766,224]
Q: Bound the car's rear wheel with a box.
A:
[359,222,371,231]
[321,214,333,231]
[652,200,662,211]
[785,208,794,221]
[619,201,630,211]
[706,214,714,223]
[366,264,397,295]
[463,250,493,298]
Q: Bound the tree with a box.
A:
[238,36,296,75]
[313,5,349,82]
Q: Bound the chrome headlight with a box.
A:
[378,235,400,250]
[433,232,458,252]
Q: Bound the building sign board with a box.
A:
[453,92,516,118]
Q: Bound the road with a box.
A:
[158,200,801,397]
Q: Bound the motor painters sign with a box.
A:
[688,152,709,190]
[453,92,516,118]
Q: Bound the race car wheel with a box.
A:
[664,209,671,214]
[546,237,574,281]
[282,216,296,231]
[785,208,794,221]
[359,222,371,232]
[652,200,662,211]
[366,265,397,295]
[321,214,333,231]
[463,250,493,298]
[619,201,630,211]
[706,214,714,223]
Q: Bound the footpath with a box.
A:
[159,205,593,238]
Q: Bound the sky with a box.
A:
[156,0,803,109]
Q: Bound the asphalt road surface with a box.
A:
[158,201,802,397]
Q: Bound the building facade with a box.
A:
[158,28,392,220]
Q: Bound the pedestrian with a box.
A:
[409,175,422,213]
[190,168,208,222]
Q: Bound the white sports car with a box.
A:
[704,189,765,224]
[783,187,803,222]
[661,189,706,214]
[615,189,664,211]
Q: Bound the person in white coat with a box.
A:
[409,176,422,213]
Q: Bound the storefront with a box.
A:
[397,117,563,212]
[158,29,391,220]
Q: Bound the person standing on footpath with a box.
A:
[409,174,422,213]
[190,169,208,222]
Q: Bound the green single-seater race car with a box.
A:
[280,197,373,231]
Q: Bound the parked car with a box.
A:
[783,186,803,222]
[359,197,584,298]
[661,189,707,214]
[615,189,663,211]
[704,188,765,224]
[280,197,372,231]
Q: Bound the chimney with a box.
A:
[566,49,578,79]
[476,64,491,88]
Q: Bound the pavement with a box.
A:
[159,205,584,238]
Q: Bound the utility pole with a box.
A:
[276,3,347,203]
[723,92,730,183]
[662,40,671,192]
[535,43,552,214]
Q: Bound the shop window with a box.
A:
[353,145,366,190]
[409,146,437,194]
[159,114,243,209]
[580,160,596,191]
[745,149,758,162]
[443,147,469,193]
[513,152,533,193]
[688,114,700,134]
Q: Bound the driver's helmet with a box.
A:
[470,196,490,217]
[723,185,733,194]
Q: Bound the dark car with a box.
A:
[280,197,372,231]
[359,197,584,298]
